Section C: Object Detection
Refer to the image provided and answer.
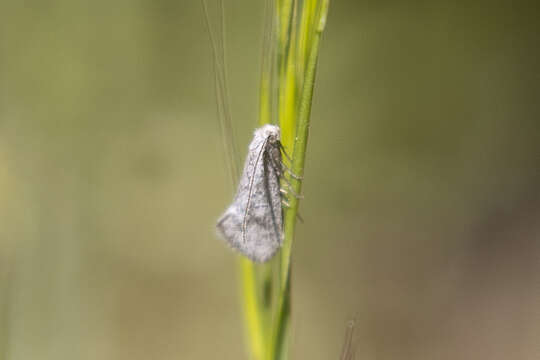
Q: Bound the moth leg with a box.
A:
[281,198,291,208]
[280,161,303,180]
[267,149,298,180]
[278,142,293,164]
[279,188,305,220]
[280,176,304,199]
[280,188,294,205]
[272,153,301,181]
[279,198,305,223]
[280,188,291,203]
[276,144,303,179]
[268,151,303,200]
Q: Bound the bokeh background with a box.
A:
[1,1,539,359]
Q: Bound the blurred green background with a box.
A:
[1,1,539,359]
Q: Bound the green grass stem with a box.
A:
[230,1,329,359]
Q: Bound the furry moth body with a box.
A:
[217,124,284,263]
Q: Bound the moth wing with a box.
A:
[216,205,242,246]
[261,148,283,243]
[239,150,283,262]
[216,137,283,263]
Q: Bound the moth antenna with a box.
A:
[242,136,271,243]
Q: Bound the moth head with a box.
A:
[258,124,281,144]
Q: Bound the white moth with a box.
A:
[217,124,284,263]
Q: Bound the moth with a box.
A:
[217,124,285,263]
